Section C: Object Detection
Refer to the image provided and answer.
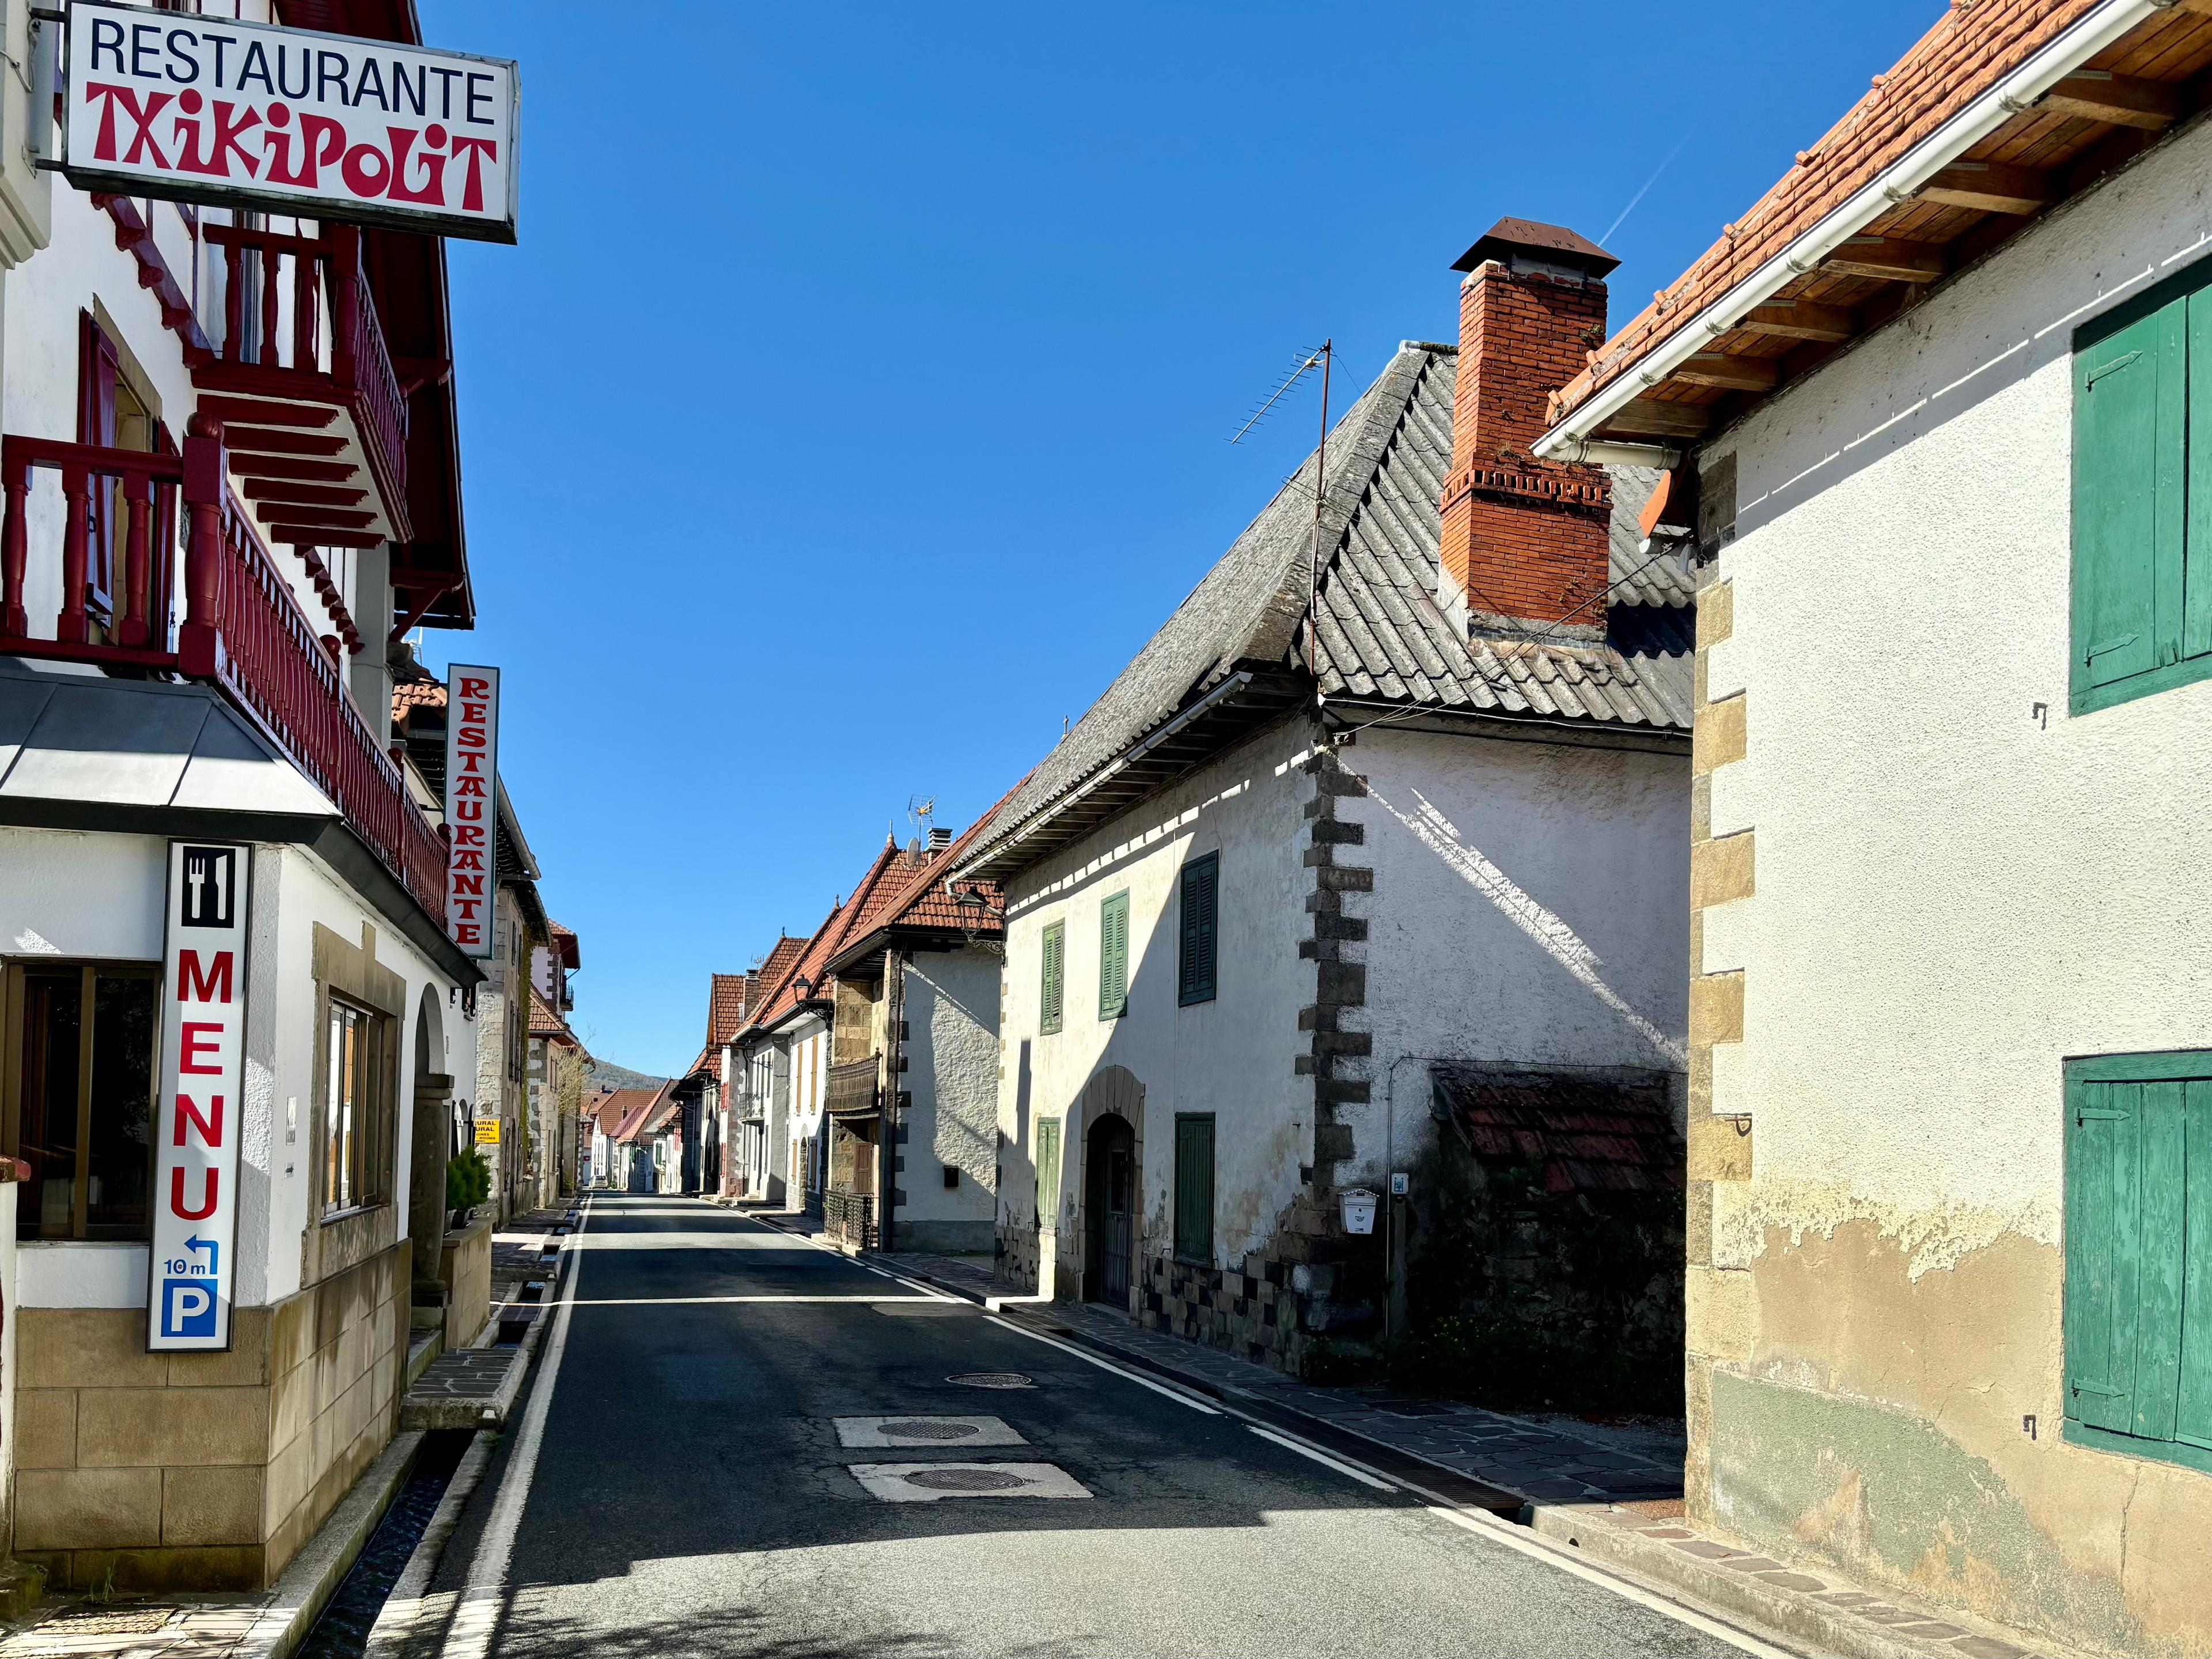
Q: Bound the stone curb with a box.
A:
[236,1427,425,1659]
[1524,1506,2062,1659]
[883,1254,2071,1659]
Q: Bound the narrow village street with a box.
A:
[390,1196,1743,1659]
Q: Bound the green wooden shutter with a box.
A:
[2073,302,2184,702]
[1035,1117,1061,1228]
[2178,1079,2212,1448]
[1099,891,1129,1020]
[2187,292,2212,664]
[2133,1080,2188,1441]
[1040,921,1064,1036]
[1179,854,1218,1007]
[1174,1113,1214,1261]
[2066,1078,2143,1434]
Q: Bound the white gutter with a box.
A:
[1533,0,2172,459]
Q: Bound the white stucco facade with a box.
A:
[891,947,998,1252]
[994,711,1688,1359]
[1686,107,2212,1652]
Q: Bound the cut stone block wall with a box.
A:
[13,1240,408,1592]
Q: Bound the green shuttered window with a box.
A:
[2063,1051,2212,1474]
[1179,853,1218,1007]
[1174,1113,1214,1263]
[1098,890,1130,1021]
[2071,259,2212,714]
[1035,1117,1062,1229]
[1039,921,1065,1036]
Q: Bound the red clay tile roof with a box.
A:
[708,973,749,1047]
[528,987,573,1042]
[597,1086,665,1143]
[1435,1070,1684,1196]
[549,922,580,969]
[392,679,445,713]
[742,838,918,1034]
[1550,0,2110,429]
[840,790,1025,956]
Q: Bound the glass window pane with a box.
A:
[19,970,83,1238]
[86,975,156,1237]
[326,1003,346,1210]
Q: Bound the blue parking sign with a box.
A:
[161,1279,218,1339]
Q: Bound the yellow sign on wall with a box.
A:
[474,1118,501,1147]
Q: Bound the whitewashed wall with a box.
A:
[1699,110,2212,1247]
[997,720,1315,1261]
[1340,724,1689,1184]
[896,947,998,1249]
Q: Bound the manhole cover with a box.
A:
[880,1419,980,1440]
[904,1467,1028,1492]
[44,1608,176,1635]
[948,1372,1033,1389]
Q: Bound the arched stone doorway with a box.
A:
[1084,1114,1134,1305]
[1071,1065,1143,1310]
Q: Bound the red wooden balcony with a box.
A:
[0,428,447,926]
[191,222,412,550]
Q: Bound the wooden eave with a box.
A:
[1583,5,2212,450]
[955,666,1306,882]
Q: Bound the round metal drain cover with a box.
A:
[904,1467,1027,1492]
[947,1372,1034,1389]
[880,1420,980,1440]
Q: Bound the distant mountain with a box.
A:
[586,1056,667,1093]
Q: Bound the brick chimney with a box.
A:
[1438,218,1618,638]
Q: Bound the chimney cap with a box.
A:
[1452,217,1619,279]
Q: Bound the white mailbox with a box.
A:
[1340,1187,1379,1236]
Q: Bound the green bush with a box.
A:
[446,1149,490,1213]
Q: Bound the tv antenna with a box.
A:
[1229,344,1328,445]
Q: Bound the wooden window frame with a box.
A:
[1173,1112,1215,1264]
[1,960,161,1242]
[1097,890,1130,1022]
[2061,1048,2212,1475]
[1179,852,1218,1008]
[1039,920,1065,1036]
[2070,256,2212,716]
[320,991,395,1220]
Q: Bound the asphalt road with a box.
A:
[413,1195,1757,1659]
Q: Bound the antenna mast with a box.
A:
[1306,340,1333,684]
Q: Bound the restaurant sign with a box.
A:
[444,664,499,958]
[61,0,517,242]
[149,841,252,1353]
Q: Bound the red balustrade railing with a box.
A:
[1,429,448,929]
[202,222,408,522]
[0,437,181,650]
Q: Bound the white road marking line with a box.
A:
[984,1309,1792,1658]
[1421,1505,1797,1659]
[566,1294,940,1306]
[982,1316,1220,1414]
[1247,1425,1395,1490]
[440,1203,591,1659]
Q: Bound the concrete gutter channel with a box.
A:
[876,1248,2069,1659]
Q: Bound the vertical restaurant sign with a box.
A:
[61,0,518,243]
[149,842,252,1353]
[444,664,498,958]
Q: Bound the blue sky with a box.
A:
[423,0,1940,1077]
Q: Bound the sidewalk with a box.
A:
[876,1243,2063,1659]
[0,1203,582,1659]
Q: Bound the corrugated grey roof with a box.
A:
[968,343,1691,863]
[1314,348,1694,729]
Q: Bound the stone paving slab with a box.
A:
[400,1348,526,1431]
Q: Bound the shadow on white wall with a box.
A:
[1368,783,1685,1067]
